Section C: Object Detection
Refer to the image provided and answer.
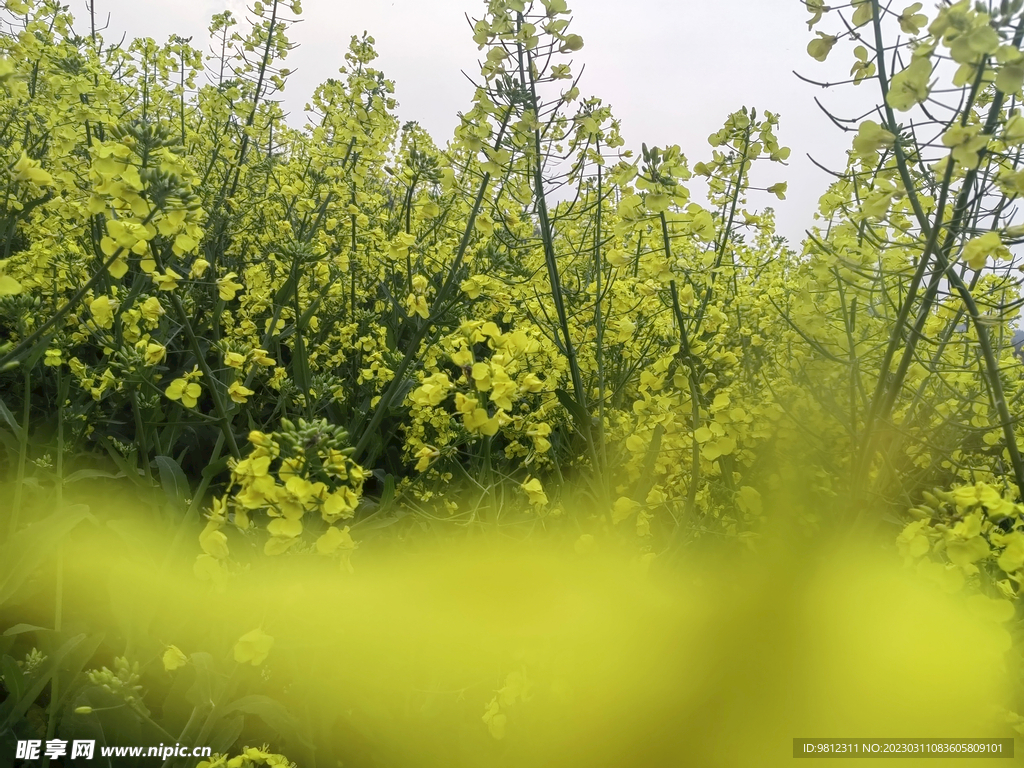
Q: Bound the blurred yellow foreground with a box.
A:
[6,501,1018,768]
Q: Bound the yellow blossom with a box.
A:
[233,628,274,666]
[162,646,188,672]
[152,268,181,291]
[228,381,255,403]
[887,56,932,111]
[0,274,22,295]
[225,351,246,369]
[140,296,164,323]
[852,120,895,157]
[13,151,53,186]
[166,378,202,408]
[217,272,244,301]
[89,295,115,329]
[807,32,836,62]
[316,525,355,555]
[962,231,1004,270]
[521,475,548,507]
[143,343,166,366]
[190,258,210,278]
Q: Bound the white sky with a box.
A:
[82,0,874,244]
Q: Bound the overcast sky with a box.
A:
[81,0,872,245]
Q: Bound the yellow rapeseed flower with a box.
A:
[233,628,274,666]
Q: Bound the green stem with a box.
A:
[351,112,511,462]
[592,141,608,474]
[663,213,702,516]
[8,367,30,538]
[519,29,599,472]
[0,245,133,371]
[42,374,65,768]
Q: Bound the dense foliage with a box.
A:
[4,0,1024,763]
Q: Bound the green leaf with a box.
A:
[0,428,20,457]
[0,506,91,608]
[555,388,590,434]
[0,397,19,434]
[353,507,410,532]
[2,624,49,637]
[635,423,664,502]
[380,473,395,511]
[208,713,245,754]
[201,454,231,481]
[154,455,190,507]
[1,655,24,702]
[186,652,216,707]
[97,436,149,489]
[225,694,311,746]
[290,330,312,407]
[63,469,124,485]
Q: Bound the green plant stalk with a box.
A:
[237,243,319,399]
[482,433,495,522]
[225,0,279,203]
[179,53,187,147]
[172,296,239,457]
[0,243,136,372]
[351,112,511,462]
[187,664,244,765]
[8,367,30,539]
[833,271,863,449]
[663,213,702,516]
[160,703,209,768]
[856,7,1024,492]
[592,142,608,474]
[162,431,225,572]
[869,63,990,425]
[130,389,152,480]
[41,372,66,768]
[856,2,953,464]
[945,262,1024,490]
[202,0,282,279]
[290,252,313,421]
[901,271,983,430]
[691,122,750,337]
[349,186,358,322]
[519,36,599,473]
